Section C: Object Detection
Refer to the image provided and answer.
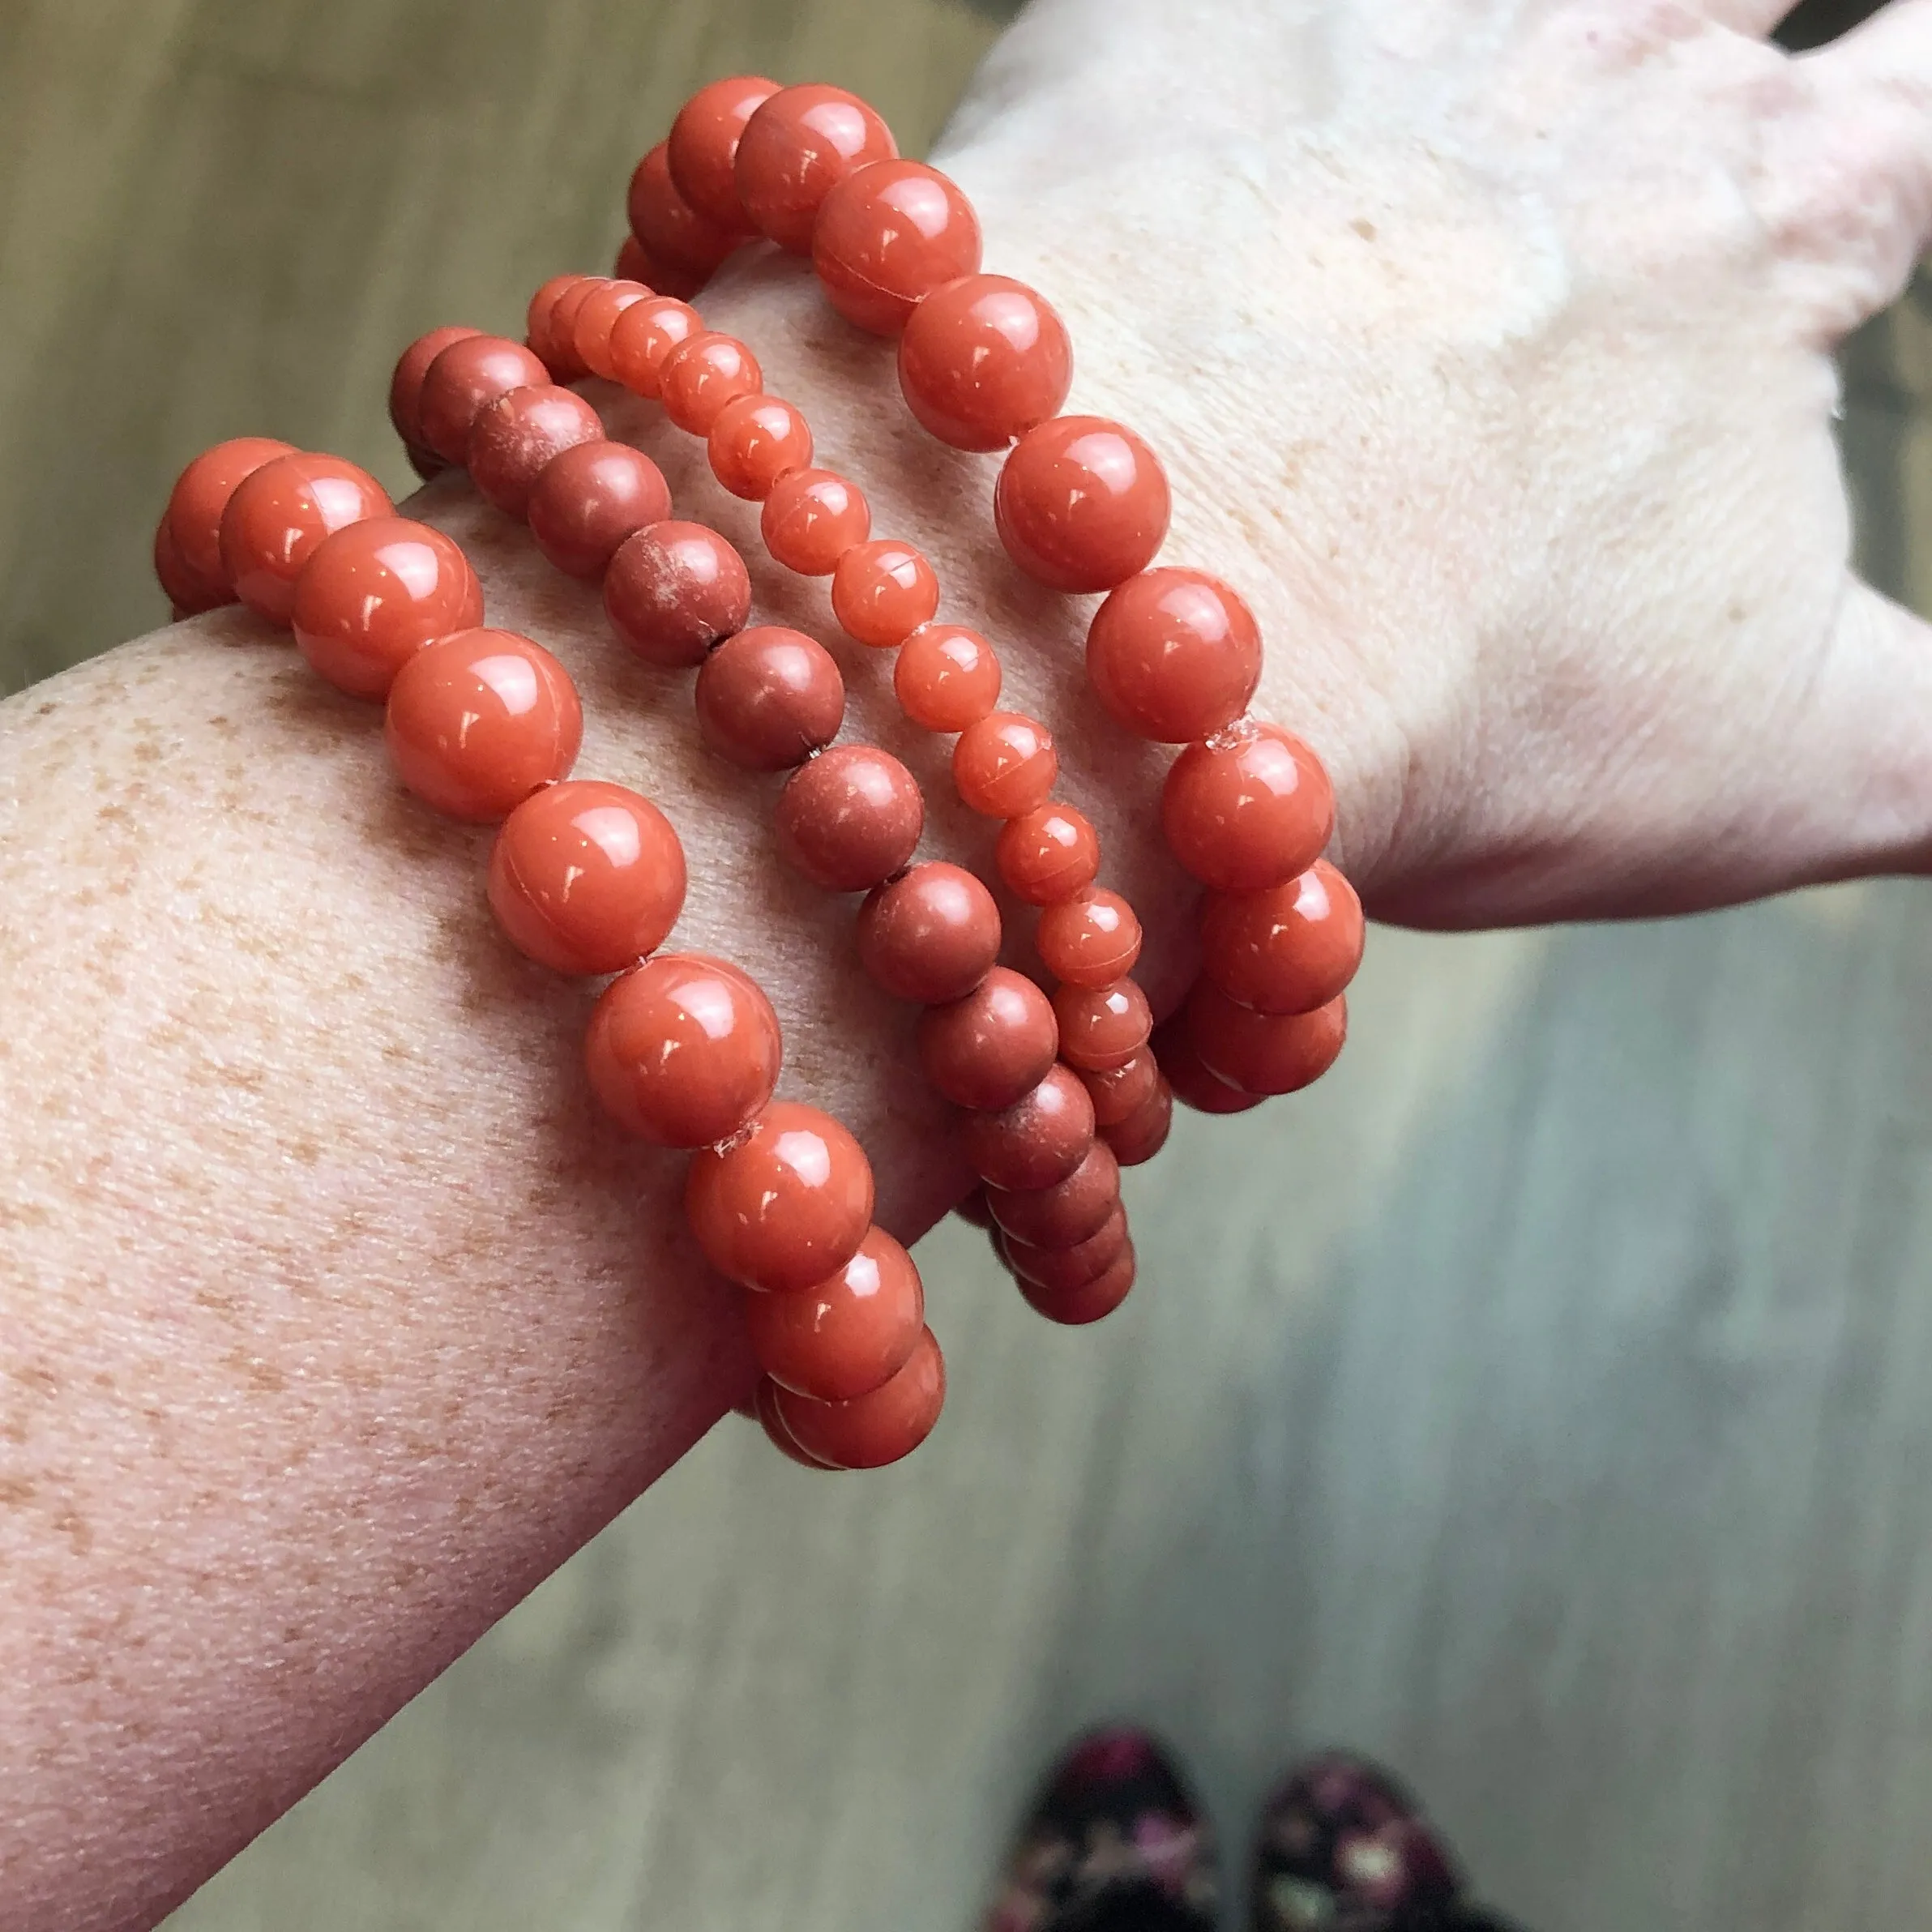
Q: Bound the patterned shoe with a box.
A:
[986,1726,1220,1932]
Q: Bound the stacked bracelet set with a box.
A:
[150,79,1363,1473]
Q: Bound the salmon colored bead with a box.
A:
[585,953,780,1148]
[1102,1079,1173,1168]
[707,392,814,501]
[987,1139,1121,1250]
[605,520,751,669]
[1054,977,1153,1075]
[292,516,483,702]
[953,712,1058,819]
[548,280,608,382]
[669,75,780,231]
[154,517,225,615]
[526,275,588,374]
[1200,860,1364,1016]
[607,296,703,401]
[389,326,481,457]
[831,539,939,648]
[774,744,924,892]
[960,1062,1096,1192]
[573,279,653,381]
[613,237,653,285]
[629,143,745,276]
[467,384,604,519]
[487,780,686,977]
[1162,720,1336,892]
[1000,1202,1126,1293]
[894,622,1002,732]
[1187,985,1348,1097]
[165,437,298,589]
[773,1324,945,1470]
[384,627,582,823]
[917,965,1058,1113]
[1088,567,1263,744]
[1156,1016,1266,1117]
[994,416,1171,595]
[761,468,870,576]
[686,1100,876,1294]
[695,625,845,771]
[658,332,763,436]
[754,1376,837,1469]
[1019,1242,1136,1327]
[811,158,982,336]
[734,83,898,254]
[1036,886,1143,990]
[857,861,1001,1004]
[219,452,393,625]
[995,803,1100,906]
[746,1226,925,1403]
[1081,1047,1159,1128]
[419,335,549,464]
[528,441,673,579]
[897,274,1073,452]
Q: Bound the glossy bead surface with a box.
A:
[952,712,1058,819]
[607,297,703,400]
[960,1062,1096,1192]
[686,1101,876,1294]
[419,336,550,465]
[586,953,780,1147]
[812,159,982,336]
[773,1325,944,1470]
[166,437,298,588]
[546,280,605,382]
[896,274,1072,451]
[155,517,226,614]
[627,142,744,273]
[291,516,483,701]
[707,392,814,501]
[1156,1017,1266,1116]
[1001,1203,1126,1293]
[1186,985,1349,1096]
[1102,1079,1173,1167]
[467,384,604,519]
[755,1376,836,1469]
[995,803,1100,906]
[746,1226,925,1402]
[917,966,1059,1112]
[526,275,588,376]
[994,416,1171,594]
[734,83,898,254]
[488,780,686,976]
[384,627,581,822]
[573,279,653,381]
[219,452,393,624]
[605,520,751,669]
[658,332,763,436]
[775,745,924,892]
[831,539,938,648]
[761,468,870,576]
[857,862,1001,1004]
[1088,567,1263,743]
[1200,860,1364,1016]
[695,626,845,771]
[1081,1048,1159,1129]
[1036,887,1143,989]
[1054,977,1153,1075]
[668,75,780,229]
[1161,721,1336,891]
[987,1139,1121,1250]
[1018,1243,1136,1326]
[528,441,672,579]
[390,326,481,454]
[894,623,1001,732]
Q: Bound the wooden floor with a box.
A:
[8,3,1932,1929]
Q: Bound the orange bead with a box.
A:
[1088,567,1263,743]
[628,142,745,274]
[857,861,1001,1004]
[658,332,763,436]
[467,384,604,519]
[754,1376,838,1469]
[219,451,393,625]
[389,326,481,456]
[1081,1047,1159,1128]
[761,468,870,576]
[707,392,814,501]
[1102,1079,1173,1167]
[291,516,483,701]
[1155,1016,1265,1117]
[154,516,226,615]
[1018,1242,1136,1326]
[419,335,550,464]
[487,780,686,976]
[1054,977,1153,1075]
[952,712,1058,819]
[897,274,1072,451]
[607,297,703,400]
[960,1062,1096,1191]
[1161,720,1336,891]
[995,803,1100,905]
[695,625,845,771]
[811,159,982,336]
[586,953,781,1147]
[384,627,582,822]
[528,440,672,579]
[545,280,605,381]
[987,1139,1120,1250]
[894,623,1001,732]
[612,237,654,286]
[573,279,653,381]
[917,966,1059,1112]
[734,83,898,254]
[1000,1202,1126,1293]
[668,75,780,230]
[605,520,751,669]
[831,539,939,648]
[773,1324,944,1470]
[994,416,1171,594]
[526,275,588,376]
[164,436,299,592]
[775,744,924,892]
[1199,860,1364,1016]
[686,1100,876,1293]
[1036,886,1143,990]
[1186,985,1348,1097]
[746,1226,925,1402]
